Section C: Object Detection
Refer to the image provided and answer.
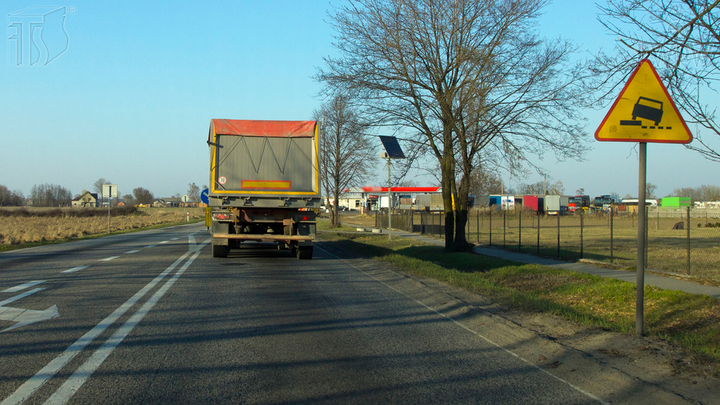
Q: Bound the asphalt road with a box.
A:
[0,223,602,404]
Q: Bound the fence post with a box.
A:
[687,206,691,275]
[580,212,584,259]
[556,213,561,259]
[536,212,540,256]
[476,210,480,243]
[503,210,507,249]
[610,205,614,264]
[489,209,493,246]
[518,209,522,252]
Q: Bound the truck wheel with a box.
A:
[213,245,228,258]
[297,247,313,260]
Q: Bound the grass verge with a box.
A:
[319,231,720,368]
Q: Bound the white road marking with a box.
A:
[1,237,206,405]
[1,305,59,333]
[316,246,610,405]
[124,250,141,254]
[60,266,90,274]
[171,237,179,241]
[45,238,210,404]
[188,234,196,247]
[2,280,45,293]
[143,244,157,249]
[159,240,169,244]
[0,288,44,307]
[99,256,119,262]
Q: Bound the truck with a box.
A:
[593,195,617,212]
[522,195,544,213]
[207,119,321,259]
[544,195,569,215]
[568,195,590,213]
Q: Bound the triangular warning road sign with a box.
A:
[595,59,692,144]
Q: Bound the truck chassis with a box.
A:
[210,205,317,259]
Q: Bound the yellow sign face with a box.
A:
[595,59,692,143]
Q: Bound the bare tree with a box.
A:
[29,184,72,207]
[646,182,658,198]
[468,166,503,198]
[187,183,200,202]
[517,180,563,195]
[0,185,25,206]
[318,0,591,250]
[315,94,376,227]
[122,194,136,206]
[597,0,720,161]
[133,187,154,205]
[670,184,720,201]
[93,178,111,194]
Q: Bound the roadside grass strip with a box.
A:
[324,232,720,365]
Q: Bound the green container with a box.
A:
[660,196,691,207]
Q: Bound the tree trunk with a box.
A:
[453,174,473,251]
[332,186,341,227]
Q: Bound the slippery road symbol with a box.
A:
[619,96,671,129]
[0,283,59,332]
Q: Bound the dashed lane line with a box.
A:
[2,281,46,293]
[99,256,119,262]
[124,250,141,254]
[60,266,90,274]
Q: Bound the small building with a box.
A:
[72,191,99,208]
[153,198,182,208]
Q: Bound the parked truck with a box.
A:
[207,119,321,259]
[544,195,569,215]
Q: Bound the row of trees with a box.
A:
[0,180,204,207]
[314,0,719,250]
[669,185,720,202]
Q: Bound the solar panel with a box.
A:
[378,136,405,159]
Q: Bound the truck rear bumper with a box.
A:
[212,233,315,243]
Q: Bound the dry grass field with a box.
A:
[0,207,204,246]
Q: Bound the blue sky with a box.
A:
[1,0,717,200]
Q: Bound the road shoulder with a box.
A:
[318,240,720,405]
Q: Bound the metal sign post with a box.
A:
[102,184,118,234]
[636,142,647,335]
[595,59,692,337]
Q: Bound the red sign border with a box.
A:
[595,59,692,144]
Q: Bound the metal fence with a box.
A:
[376,207,720,280]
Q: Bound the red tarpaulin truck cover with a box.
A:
[208,119,316,142]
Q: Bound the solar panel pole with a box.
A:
[387,154,392,240]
